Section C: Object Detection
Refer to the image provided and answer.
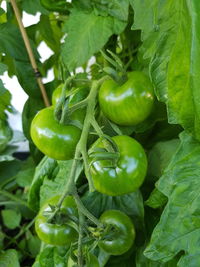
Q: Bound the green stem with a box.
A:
[0,176,16,189]
[55,76,110,226]
[74,192,103,227]
[60,98,88,125]
[91,119,104,137]
[47,158,78,223]
[0,190,30,208]
[0,201,21,206]
[14,219,35,240]
[67,99,88,115]
[54,76,74,121]
[77,212,84,267]
[40,242,45,252]
[5,219,35,249]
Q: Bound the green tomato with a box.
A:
[99,71,154,126]
[52,83,64,106]
[90,135,147,196]
[30,106,81,160]
[35,195,78,246]
[68,253,99,267]
[98,209,135,255]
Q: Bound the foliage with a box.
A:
[0,0,199,266]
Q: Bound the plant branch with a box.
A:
[77,212,84,267]
[51,76,110,227]
[73,192,102,227]
[10,0,50,107]
[5,219,35,249]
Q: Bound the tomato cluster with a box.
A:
[35,195,135,256]
[31,71,154,258]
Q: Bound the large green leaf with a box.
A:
[14,61,42,98]
[131,0,200,140]
[38,15,62,53]
[144,132,200,266]
[62,9,126,71]
[0,23,39,61]
[0,22,41,97]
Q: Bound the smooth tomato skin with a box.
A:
[30,106,81,160]
[35,195,78,246]
[98,210,135,255]
[99,71,154,126]
[52,83,64,106]
[90,135,147,196]
[68,253,99,267]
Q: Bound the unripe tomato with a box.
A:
[99,71,154,126]
[35,195,78,246]
[30,106,81,160]
[98,209,135,255]
[90,135,147,196]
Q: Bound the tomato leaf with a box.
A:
[39,160,83,207]
[32,246,68,267]
[62,9,126,71]
[28,156,57,211]
[144,132,200,265]
[147,139,180,180]
[1,209,21,230]
[145,188,167,209]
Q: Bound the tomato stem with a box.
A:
[54,76,110,228]
[73,192,102,227]
[54,76,74,121]
[60,98,88,125]
[77,212,84,266]
[91,119,104,137]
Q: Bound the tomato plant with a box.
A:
[35,195,78,246]
[98,210,135,255]
[99,71,154,126]
[90,135,147,196]
[0,0,197,266]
